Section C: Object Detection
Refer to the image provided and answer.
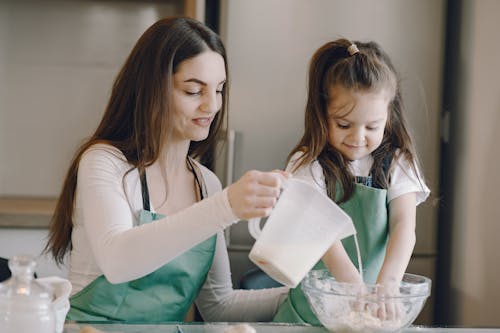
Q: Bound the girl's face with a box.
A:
[171,50,226,142]
[327,85,391,161]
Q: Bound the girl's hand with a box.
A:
[367,281,403,322]
[226,170,290,220]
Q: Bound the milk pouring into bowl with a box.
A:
[248,178,358,287]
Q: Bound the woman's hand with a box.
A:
[226,170,290,220]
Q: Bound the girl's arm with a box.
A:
[322,240,363,283]
[376,192,417,288]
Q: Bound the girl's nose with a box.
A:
[350,128,366,144]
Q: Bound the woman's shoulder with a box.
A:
[80,143,130,171]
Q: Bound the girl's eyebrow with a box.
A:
[368,118,386,124]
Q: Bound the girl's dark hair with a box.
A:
[288,38,418,203]
[45,17,228,264]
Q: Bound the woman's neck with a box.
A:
[160,138,191,171]
[146,139,195,211]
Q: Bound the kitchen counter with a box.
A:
[63,323,500,333]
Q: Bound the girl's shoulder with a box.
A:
[286,150,326,189]
[388,150,430,204]
[286,149,314,172]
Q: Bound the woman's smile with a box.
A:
[192,116,213,127]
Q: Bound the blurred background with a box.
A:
[0,0,499,328]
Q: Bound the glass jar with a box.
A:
[0,255,55,333]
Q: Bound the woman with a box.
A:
[45,17,289,323]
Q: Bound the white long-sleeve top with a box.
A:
[69,144,288,322]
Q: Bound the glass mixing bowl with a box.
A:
[302,269,431,333]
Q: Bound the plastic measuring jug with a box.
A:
[248,178,356,288]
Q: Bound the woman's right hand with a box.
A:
[226,170,290,220]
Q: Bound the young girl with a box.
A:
[273,39,430,325]
[44,17,289,323]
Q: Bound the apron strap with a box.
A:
[140,170,151,211]
[187,157,207,200]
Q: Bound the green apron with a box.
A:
[273,182,389,325]
[67,159,217,323]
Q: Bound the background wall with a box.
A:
[436,0,500,326]
[0,0,182,197]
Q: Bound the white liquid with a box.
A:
[353,235,363,282]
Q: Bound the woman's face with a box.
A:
[327,85,390,161]
[171,50,226,142]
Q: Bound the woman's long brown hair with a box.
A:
[45,17,229,264]
[288,39,419,203]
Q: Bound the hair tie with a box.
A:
[347,43,359,56]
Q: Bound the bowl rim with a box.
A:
[302,269,432,299]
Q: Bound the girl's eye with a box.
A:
[336,123,349,129]
[366,126,378,131]
[186,91,202,96]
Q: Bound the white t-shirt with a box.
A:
[287,151,430,205]
[69,144,288,321]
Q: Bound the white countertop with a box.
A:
[63,323,500,333]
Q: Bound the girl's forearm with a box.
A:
[322,240,363,283]
[376,222,416,286]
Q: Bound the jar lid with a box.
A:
[0,255,53,301]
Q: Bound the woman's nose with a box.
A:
[201,91,220,113]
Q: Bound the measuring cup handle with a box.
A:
[248,218,262,239]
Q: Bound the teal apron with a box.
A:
[67,158,217,323]
[273,178,389,325]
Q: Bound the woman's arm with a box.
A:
[77,148,239,284]
[195,232,289,322]
[376,192,417,287]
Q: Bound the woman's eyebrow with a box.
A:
[183,78,226,86]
